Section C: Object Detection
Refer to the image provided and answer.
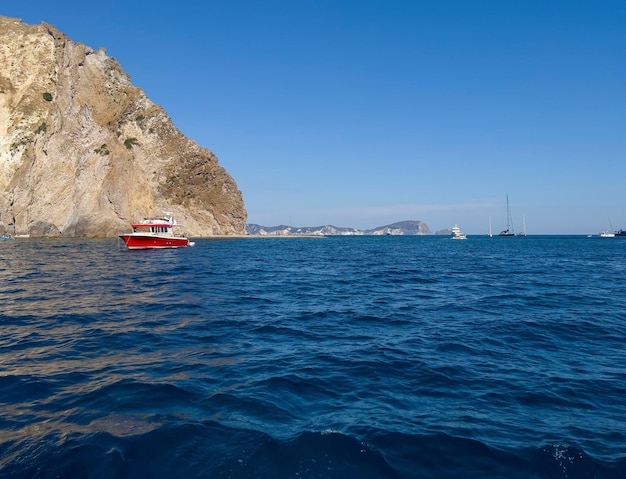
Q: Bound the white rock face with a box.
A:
[0,16,246,237]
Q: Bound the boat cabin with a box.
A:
[132,223,174,235]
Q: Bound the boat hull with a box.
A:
[119,234,189,249]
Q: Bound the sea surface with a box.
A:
[1,235,625,478]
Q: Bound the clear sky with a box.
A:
[4,1,625,234]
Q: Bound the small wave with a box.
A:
[63,379,196,413]
[4,425,625,478]
[367,431,626,479]
[529,443,626,479]
[0,374,54,406]
[0,424,395,478]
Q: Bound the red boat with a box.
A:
[119,213,194,249]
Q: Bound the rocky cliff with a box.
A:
[0,16,246,237]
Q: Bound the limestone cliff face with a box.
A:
[0,16,246,237]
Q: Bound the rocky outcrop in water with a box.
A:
[0,16,246,237]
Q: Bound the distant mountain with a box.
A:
[245,220,431,236]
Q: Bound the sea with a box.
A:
[1,235,625,478]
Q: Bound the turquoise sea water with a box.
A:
[1,235,625,478]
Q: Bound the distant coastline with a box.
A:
[245,220,431,236]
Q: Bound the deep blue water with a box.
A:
[1,235,625,478]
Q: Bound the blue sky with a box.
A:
[4,1,625,234]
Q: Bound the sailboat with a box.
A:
[498,195,515,236]
[519,214,527,237]
[487,216,493,237]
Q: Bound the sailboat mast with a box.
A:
[506,195,514,234]
[519,213,527,236]
[499,195,515,236]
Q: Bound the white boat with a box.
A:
[487,216,493,237]
[451,224,467,240]
[599,220,615,238]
